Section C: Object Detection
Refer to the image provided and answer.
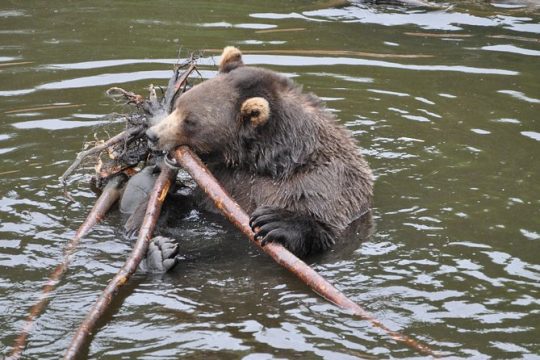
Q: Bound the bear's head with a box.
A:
[147,47,278,153]
[147,46,321,177]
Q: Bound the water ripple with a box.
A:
[498,89,540,103]
[1,1,539,359]
[243,55,519,75]
[482,44,540,56]
[12,118,113,130]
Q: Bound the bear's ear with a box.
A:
[240,97,270,127]
[219,46,244,73]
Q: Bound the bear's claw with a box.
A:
[249,205,335,258]
[146,236,180,273]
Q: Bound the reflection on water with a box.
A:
[0,0,539,358]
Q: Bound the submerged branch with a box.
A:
[0,61,34,68]
[8,174,128,360]
[63,165,177,360]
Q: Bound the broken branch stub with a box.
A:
[59,126,145,190]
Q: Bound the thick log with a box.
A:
[8,174,128,360]
[172,146,436,356]
[63,165,176,360]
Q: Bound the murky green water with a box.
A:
[1,1,539,358]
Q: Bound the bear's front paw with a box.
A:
[249,206,335,257]
[146,236,180,273]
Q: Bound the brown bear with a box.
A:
[146,46,373,258]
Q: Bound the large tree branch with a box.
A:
[63,165,177,360]
[171,146,436,357]
[8,174,128,360]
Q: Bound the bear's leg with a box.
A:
[145,236,180,273]
[249,206,335,257]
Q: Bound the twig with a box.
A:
[0,170,19,176]
[105,88,145,105]
[174,62,197,96]
[8,174,128,360]
[172,146,437,357]
[63,165,177,360]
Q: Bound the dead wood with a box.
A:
[60,56,199,201]
[105,87,145,106]
[8,173,128,360]
[59,126,145,197]
[61,55,199,360]
[171,146,437,357]
[55,51,436,357]
[63,165,177,360]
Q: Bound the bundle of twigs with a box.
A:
[59,57,198,197]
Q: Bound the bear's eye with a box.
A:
[184,116,196,127]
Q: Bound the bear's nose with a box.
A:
[146,129,159,144]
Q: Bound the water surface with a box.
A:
[0,1,539,358]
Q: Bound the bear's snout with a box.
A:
[146,129,159,148]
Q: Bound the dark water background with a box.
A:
[1,1,539,358]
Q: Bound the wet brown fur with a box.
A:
[148,47,373,256]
